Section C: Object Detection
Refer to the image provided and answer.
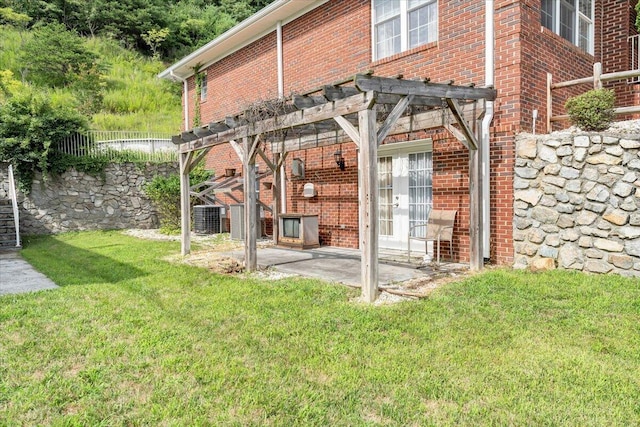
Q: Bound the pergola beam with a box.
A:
[377,94,414,145]
[179,91,376,154]
[355,75,497,101]
[270,100,483,154]
[446,98,478,150]
[334,116,360,148]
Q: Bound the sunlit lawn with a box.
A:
[1,231,638,425]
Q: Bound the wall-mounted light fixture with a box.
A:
[334,150,345,171]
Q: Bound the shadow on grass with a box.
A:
[23,238,148,286]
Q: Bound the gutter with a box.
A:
[482,0,495,260]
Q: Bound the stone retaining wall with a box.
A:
[0,162,177,235]
[514,130,640,277]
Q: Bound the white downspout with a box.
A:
[170,70,190,130]
[277,21,284,98]
[276,21,287,213]
[482,0,495,260]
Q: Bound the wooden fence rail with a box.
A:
[546,61,640,133]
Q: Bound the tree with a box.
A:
[0,6,30,27]
[142,27,170,59]
[17,22,105,113]
[19,22,100,88]
[636,0,639,33]
[0,70,21,103]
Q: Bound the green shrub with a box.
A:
[145,168,211,234]
[564,89,615,131]
[0,90,88,192]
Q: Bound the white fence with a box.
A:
[59,131,176,162]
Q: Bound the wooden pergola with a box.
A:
[174,74,497,303]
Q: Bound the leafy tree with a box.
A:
[0,90,88,192]
[0,6,30,27]
[5,0,274,59]
[0,69,21,102]
[18,22,105,113]
[19,23,100,87]
[636,0,639,32]
[142,27,170,59]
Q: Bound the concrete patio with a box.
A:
[225,244,467,288]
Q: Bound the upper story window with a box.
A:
[373,0,438,61]
[541,0,594,54]
[200,75,208,102]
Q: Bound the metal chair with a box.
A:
[407,209,457,263]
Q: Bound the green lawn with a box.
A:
[1,231,639,426]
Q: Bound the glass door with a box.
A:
[377,141,433,251]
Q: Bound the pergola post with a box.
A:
[469,142,483,270]
[272,152,282,245]
[179,151,191,256]
[243,137,258,272]
[358,108,378,303]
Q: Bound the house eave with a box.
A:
[158,0,329,81]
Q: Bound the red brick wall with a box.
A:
[186,0,633,265]
[596,0,639,115]
[190,33,279,128]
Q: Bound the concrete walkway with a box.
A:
[0,250,59,296]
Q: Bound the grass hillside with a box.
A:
[0,26,182,134]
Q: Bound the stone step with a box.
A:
[0,237,17,247]
[0,207,14,215]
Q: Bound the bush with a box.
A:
[0,90,88,192]
[145,168,211,234]
[565,89,615,131]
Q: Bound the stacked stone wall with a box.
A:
[0,162,178,235]
[514,128,640,277]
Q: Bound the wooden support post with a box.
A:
[243,137,258,272]
[179,151,191,256]
[272,152,281,245]
[469,144,483,270]
[593,62,602,89]
[546,72,553,133]
[358,108,379,303]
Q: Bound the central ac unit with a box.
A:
[193,205,223,234]
[230,204,262,240]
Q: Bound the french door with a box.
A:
[377,141,433,251]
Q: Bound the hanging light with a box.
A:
[334,150,345,170]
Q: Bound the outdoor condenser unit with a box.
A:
[193,205,223,234]
[230,204,262,240]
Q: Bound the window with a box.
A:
[408,152,432,238]
[378,156,393,236]
[200,76,208,101]
[541,0,593,54]
[373,0,437,61]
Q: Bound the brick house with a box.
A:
[160,0,638,270]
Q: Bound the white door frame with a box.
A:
[377,139,433,251]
